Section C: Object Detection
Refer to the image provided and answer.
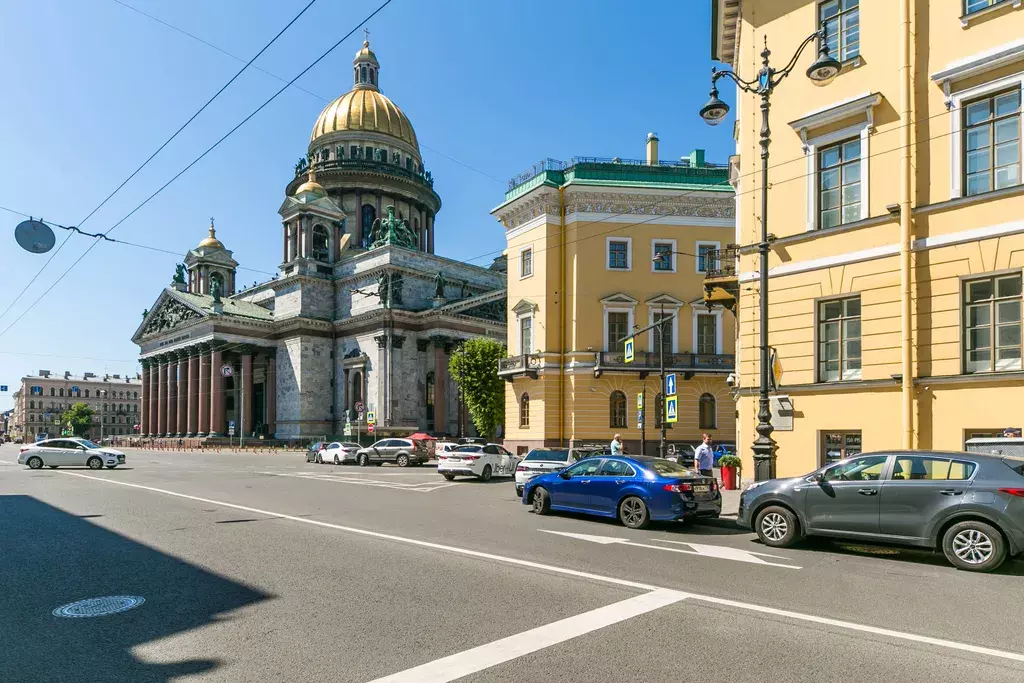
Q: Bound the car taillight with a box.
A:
[464,455,481,460]
[20,447,28,454]
[516,465,527,472]
[999,488,1024,498]
[664,483,692,493]
[710,480,718,492]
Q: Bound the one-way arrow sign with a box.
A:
[539,529,801,569]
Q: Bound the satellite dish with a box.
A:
[15,219,56,254]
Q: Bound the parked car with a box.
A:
[457,437,488,446]
[739,450,1024,572]
[514,448,574,497]
[712,443,737,466]
[19,438,126,470]
[572,445,614,460]
[316,441,363,465]
[356,438,431,467]
[435,441,460,457]
[438,444,520,481]
[305,441,326,463]
[523,455,720,529]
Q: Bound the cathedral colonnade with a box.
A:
[140,343,277,439]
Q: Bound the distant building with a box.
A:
[13,370,142,442]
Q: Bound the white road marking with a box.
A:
[539,529,801,569]
[366,588,689,683]
[258,470,457,492]
[57,472,1024,665]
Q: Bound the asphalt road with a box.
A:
[2,446,1023,683]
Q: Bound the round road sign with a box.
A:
[355,401,365,412]
[367,424,375,433]
[220,364,233,378]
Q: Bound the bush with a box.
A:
[717,454,742,468]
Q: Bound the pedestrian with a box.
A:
[610,433,623,455]
[694,433,714,477]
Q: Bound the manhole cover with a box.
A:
[53,596,145,618]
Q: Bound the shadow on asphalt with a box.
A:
[796,536,1024,575]
[0,495,272,682]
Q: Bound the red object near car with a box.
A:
[721,465,738,490]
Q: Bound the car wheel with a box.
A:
[942,520,1007,572]
[480,464,493,482]
[27,456,43,470]
[618,496,650,529]
[334,455,340,465]
[87,456,104,470]
[516,486,524,498]
[532,487,551,515]
[396,454,410,468]
[443,473,456,481]
[755,505,800,548]
[358,453,368,467]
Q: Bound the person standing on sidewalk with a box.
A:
[610,434,623,455]
[694,433,714,477]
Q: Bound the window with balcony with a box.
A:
[818,296,862,381]
[652,311,674,357]
[696,242,720,273]
[607,238,631,270]
[519,315,533,355]
[519,393,530,428]
[964,273,1022,373]
[819,0,859,62]
[818,138,862,229]
[609,391,627,428]
[520,247,533,278]
[963,90,1021,197]
[695,313,719,355]
[698,393,717,429]
[606,312,630,353]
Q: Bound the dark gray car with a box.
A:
[738,450,1024,572]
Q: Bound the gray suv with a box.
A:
[738,450,1024,572]
[356,438,430,467]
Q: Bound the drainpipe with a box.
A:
[899,0,914,449]
[558,186,566,448]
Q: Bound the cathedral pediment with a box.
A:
[132,289,206,342]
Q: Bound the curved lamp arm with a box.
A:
[712,67,760,94]
[773,28,825,84]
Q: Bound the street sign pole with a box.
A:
[618,307,676,459]
[639,390,646,456]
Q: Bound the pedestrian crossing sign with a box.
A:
[665,396,678,423]
[624,337,635,363]
[636,393,643,410]
[366,411,376,425]
[665,373,677,398]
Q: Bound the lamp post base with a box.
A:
[752,432,777,481]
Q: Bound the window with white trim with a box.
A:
[607,239,630,270]
[520,247,533,278]
[964,273,1022,374]
[819,0,859,62]
[652,311,674,357]
[965,0,1002,13]
[695,313,718,355]
[696,242,720,273]
[519,315,533,355]
[963,89,1021,197]
[818,296,862,381]
[652,242,674,272]
[607,311,630,353]
[818,138,862,229]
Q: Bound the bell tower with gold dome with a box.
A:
[184,219,238,296]
[283,37,441,259]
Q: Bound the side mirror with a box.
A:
[812,471,824,483]
[559,470,572,480]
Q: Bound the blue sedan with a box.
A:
[522,455,722,529]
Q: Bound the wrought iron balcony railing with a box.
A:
[298,158,436,191]
[595,350,734,376]
[497,354,542,379]
[702,247,738,280]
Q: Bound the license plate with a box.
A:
[694,485,710,494]
[448,458,462,463]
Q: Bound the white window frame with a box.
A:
[804,123,870,231]
[651,238,677,273]
[692,308,724,355]
[606,236,632,271]
[647,306,680,354]
[695,240,722,274]
[519,246,534,279]
[948,74,1024,199]
[517,313,534,355]
[603,305,635,352]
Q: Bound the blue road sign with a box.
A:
[665,373,677,397]
[624,338,635,363]
[0,385,7,392]
[665,396,679,423]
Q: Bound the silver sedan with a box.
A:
[19,438,126,469]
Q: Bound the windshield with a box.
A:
[524,449,570,462]
[341,443,361,449]
[646,459,699,477]
[455,445,483,452]
[77,439,101,450]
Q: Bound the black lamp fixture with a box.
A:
[698,22,839,482]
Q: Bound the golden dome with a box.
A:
[294,171,327,198]
[310,88,419,149]
[198,222,225,250]
[355,40,378,65]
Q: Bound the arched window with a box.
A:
[654,393,664,428]
[311,224,330,262]
[133,391,138,400]
[351,371,363,410]
[59,388,64,397]
[103,404,108,412]
[425,371,435,429]
[609,391,627,428]
[85,389,89,398]
[519,393,530,428]
[360,65,367,83]
[369,68,375,85]
[50,388,55,396]
[29,400,34,409]
[361,205,376,247]
[699,393,717,429]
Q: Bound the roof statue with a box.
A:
[172,263,187,285]
[434,271,445,298]
[371,205,418,250]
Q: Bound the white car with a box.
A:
[435,441,460,457]
[19,438,126,470]
[316,441,362,465]
[438,444,519,482]
[514,448,574,497]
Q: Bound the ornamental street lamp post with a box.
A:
[699,25,840,481]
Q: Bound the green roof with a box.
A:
[175,290,274,322]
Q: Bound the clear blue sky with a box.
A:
[0,0,732,411]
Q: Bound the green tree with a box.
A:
[61,402,95,437]
[448,338,506,439]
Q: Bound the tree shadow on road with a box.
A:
[0,495,272,682]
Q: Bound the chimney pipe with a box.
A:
[646,132,659,166]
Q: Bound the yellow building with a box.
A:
[493,136,737,455]
[710,0,1024,479]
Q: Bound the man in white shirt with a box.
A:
[610,434,623,455]
[694,433,714,477]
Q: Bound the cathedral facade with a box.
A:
[132,40,507,440]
